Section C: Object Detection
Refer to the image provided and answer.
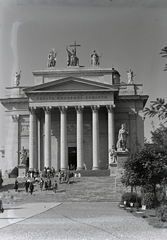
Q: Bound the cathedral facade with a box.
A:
[0,48,148,175]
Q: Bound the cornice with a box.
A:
[32,67,116,77]
[0,98,28,105]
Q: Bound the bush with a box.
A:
[156,187,166,205]
[156,205,167,222]
[121,192,141,207]
[142,192,156,209]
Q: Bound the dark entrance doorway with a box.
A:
[68,147,77,170]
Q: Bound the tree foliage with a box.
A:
[160,46,167,71]
[144,98,167,121]
[122,144,167,189]
[144,47,167,119]
[122,127,167,192]
[151,124,167,154]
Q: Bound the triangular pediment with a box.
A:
[24,76,118,93]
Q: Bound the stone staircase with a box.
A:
[0,176,127,205]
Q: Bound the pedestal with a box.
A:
[116,151,129,179]
[18,164,27,178]
[117,151,128,168]
[109,151,129,193]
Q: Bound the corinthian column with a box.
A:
[106,105,115,166]
[29,107,37,171]
[44,107,52,168]
[75,106,84,170]
[59,106,68,170]
[91,105,100,170]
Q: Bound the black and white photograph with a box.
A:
[0,0,167,239]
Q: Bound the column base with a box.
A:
[77,167,84,171]
[92,167,100,170]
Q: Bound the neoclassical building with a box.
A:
[0,49,148,175]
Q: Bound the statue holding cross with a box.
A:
[66,41,80,66]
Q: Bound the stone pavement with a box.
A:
[0,202,167,240]
[0,177,167,239]
[0,202,61,229]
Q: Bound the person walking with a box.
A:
[14,179,19,192]
[29,182,34,195]
[24,180,29,193]
[40,178,44,191]
[53,180,58,193]
[45,178,48,190]
[58,170,62,184]
[48,178,52,190]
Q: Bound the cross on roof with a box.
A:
[70,41,81,54]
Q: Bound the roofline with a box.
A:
[32,67,117,77]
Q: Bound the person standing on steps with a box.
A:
[14,179,19,192]
[24,180,29,193]
[29,182,34,195]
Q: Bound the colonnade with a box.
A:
[28,104,115,171]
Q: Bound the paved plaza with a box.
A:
[0,177,167,240]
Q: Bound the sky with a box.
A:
[0,0,167,150]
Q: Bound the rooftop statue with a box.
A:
[116,123,129,151]
[66,41,80,66]
[14,71,21,87]
[127,69,134,84]
[47,49,57,67]
[91,50,101,66]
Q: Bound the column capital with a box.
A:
[106,104,115,113]
[75,105,84,113]
[43,106,52,114]
[59,106,68,113]
[11,114,19,122]
[91,105,100,113]
[28,106,36,114]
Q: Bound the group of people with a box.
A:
[58,169,73,184]
[13,167,74,195]
[39,177,57,192]
[24,179,34,194]
[14,178,34,195]
[43,167,56,178]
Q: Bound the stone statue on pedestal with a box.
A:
[116,123,129,151]
[14,71,21,87]
[127,69,134,84]
[91,50,100,66]
[47,49,57,67]
[66,46,79,66]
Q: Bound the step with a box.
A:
[75,170,110,177]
